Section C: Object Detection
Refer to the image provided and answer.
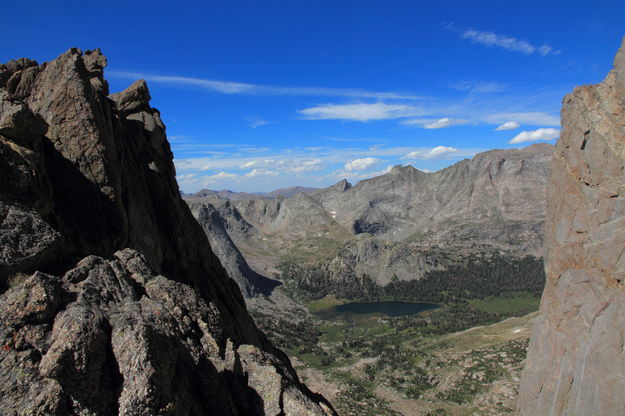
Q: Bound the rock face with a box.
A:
[0,48,333,415]
[318,234,439,285]
[187,201,279,297]
[517,38,625,415]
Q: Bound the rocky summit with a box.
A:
[517,37,625,415]
[0,49,334,415]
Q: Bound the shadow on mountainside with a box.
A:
[249,270,282,296]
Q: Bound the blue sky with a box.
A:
[2,1,624,192]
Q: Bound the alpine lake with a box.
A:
[310,296,440,321]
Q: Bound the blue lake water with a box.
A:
[314,301,439,320]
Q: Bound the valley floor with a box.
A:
[251,290,540,416]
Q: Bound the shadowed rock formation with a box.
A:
[0,48,334,415]
[517,38,625,415]
[187,201,281,297]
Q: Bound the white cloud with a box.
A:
[108,71,420,100]
[495,121,520,131]
[328,165,395,182]
[345,157,380,171]
[239,161,258,169]
[173,145,483,192]
[249,119,269,128]
[538,45,553,57]
[509,128,560,144]
[289,159,323,173]
[404,146,460,160]
[450,81,507,93]
[423,117,468,129]
[403,146,459,159]
[208,172,239,181]
[483,112,560,126]
[298,103,423,122]
[461,29,556,56]
[245,169,279,177]
[169,135,193,141]
[175,173,197,180]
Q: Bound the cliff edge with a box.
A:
[0,49,333,415]
[517,38,625,415]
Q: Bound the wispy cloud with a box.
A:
[247,116,269,129]
[495,121,520,131]
[298,88,563,126]
[239,161,258,169]
[461,29,557,57]
[423,117,468,129]
[298,103,423,122]
[483,112,560,126]
[108,70,420,100]
[245,168,279,177]
[200,171,239,182]
[510,128,559,144]
[168,134,193,141]
[403,146,460,160]
[450,80,507,93]
[401,117,468,129]
[345,157,380,171]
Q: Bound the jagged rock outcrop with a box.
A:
[517,38,625,415]
[0,48,334,415]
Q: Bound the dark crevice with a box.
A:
[580,138,588,150]
[103,320,124,416]
[581,129,591,150]
[277,387,286,416]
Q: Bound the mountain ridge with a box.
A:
[0,48,334,415]
[186,143,552,296]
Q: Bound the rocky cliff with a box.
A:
[0,48,333,415]
[517,38,625,415]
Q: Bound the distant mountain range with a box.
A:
[186,143,553,295]
[183,185,318,200]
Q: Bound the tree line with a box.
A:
[278,253,546,303]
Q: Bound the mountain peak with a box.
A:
[329,179,352,191]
